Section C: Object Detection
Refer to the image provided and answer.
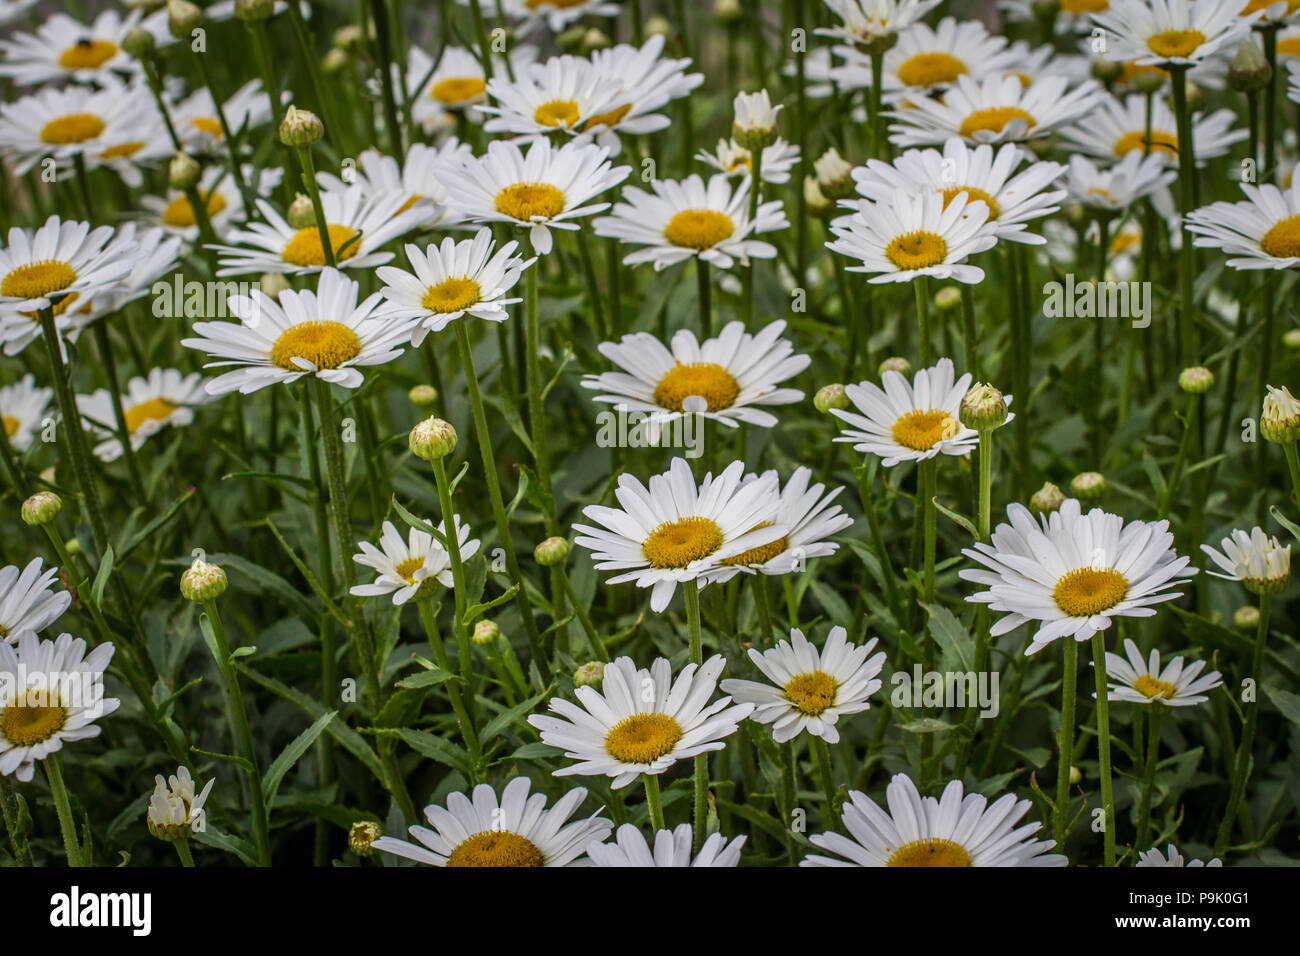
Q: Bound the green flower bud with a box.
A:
[934,286,962,313]
[334,25,364,52]
[279,105,323,148]
[814,383,850,413]
[1262,385,1300,443]
[180,558,227,603]
[409,417,457,460]
[1133,68,1166,94]
[1283,328,1300,351]
[715,0,742,24]
[1069,471,1106,503]
[408,384,438,407]
[803,176,833,216]
[349,820,382,856]
[169,152,201,191]
[1029,482,1066,517]
[166,0,203,38]
[234,0,274,21]
[1228,40,1271,94]
[534,536,571,567]
[574,661,604,688]
[21,491,62,526]
[1090,58,1124,84]
[322,48,349,75]
[121,27,156,59]
[257,273,291,301]
[645,15,671,38]
[472,619,500,646]
[1178,366,1214,394]
[878,356,912,378]
[286,193,316,229]
[1069,765,1082,785]
[557,25,586,52]
[581,28,611,53]
[959,383,1009,431]
[1232,605,1260,631]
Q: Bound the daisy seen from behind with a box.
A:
[350,516,480,606]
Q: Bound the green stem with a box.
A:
[1169,65,1196,365]
[811,735,840,832]
[742,151,763,328]
[174,839,195,867]
[1092,633,1116,866]
[295,147,335,267]
[1054,638,1078,847]
[914,276,931,367]
[1135,705,1163,850]
[43,755,83,867]
[557,565,609,661]
[1214,593,1271,855]
[643,773,665,832]
[683,580,708,852]
[522,250,555,531]
[416,597,482,779]
[697,257,712,338]
[430,457,472,685]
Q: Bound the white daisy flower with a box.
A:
[1201,526,1291,593]
[181,267,416,395]
[439,138,630,254]
[1186,166,1300,269]
[1060,91,1246,166]
[496,0,620,34]
[0,0,38,30]
[697,138,802,185]
[582,319,809,433]
[888,73,1102,147]
[140,165,283,242]
[732,89,782,139]
[75,367,206,463]
[1066,151,1176,211]
[370,777,612,867]
[1244,0,1300,25]
[146,766,214,840]
[1099,638,1223,706]
[0,216,138,355]
[376,228,533,344]
[528,654,755,789]
[960,499,1197,656]
[0,374,52,452]
[1280,25,1300,61]
[870,16,1024,100]
[851,138,1066,245]
[594,173,788,271]
[405,44,539,130]
[818,0,943,46]
[829,189,999,284]
[573,457,788,612]
[0,631,119,782]
[0,9,147,86]
[801,773,1066,867]
[1135,844,1222,867]
[167,78,273,156]
[587,823,746,867]
[832,358,1004,466]
[702,467,854,583]
[721,625,885,743]
[66,223,183,331]
[579,34,704,152]
[349,516,481,606]
[210,183,429,277]
[477,54,628,140]
[1092,0,1256,67]
[317,142,469,231]
[0,559,71,641]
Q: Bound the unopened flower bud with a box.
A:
[581,28,610,53]
[257,273,291,301]
[803,176,833,215]
[1091,57,1124,84]
[180,558,227,602]
[814,383,850,413]
[878,356,911,378]
[814,147,854,199]
[1133,68,1166,94]
[409,384,438,407]
[169,152,201,190]
[279,105,323,147]
[349,820,382,856]
[122,27,156,59]
[322,48,350,74]
[1283,328,1300,351]
[1069,471,1106,503]
[715,0,742,24]
[959,383,1008,431]
[574,660,604,688]
[1178,366,1214,394]
[1261,385,1300,443]
[472,619,499,646]
[21,491,62,526]
[732,90,781,151]
[557,25,587,52]
[1029,482,1066,517]
[286,193,316,229]
[1228,40,1271,94]
[334,25,363,52]
[1232,605,1260,631]
[534,536,570,567]
[234,0,273,20]
[167,0,202,38]
[409,417,457,460]
[1069,765,1082,785]
[934,286,962,313]
[645,15,671,38]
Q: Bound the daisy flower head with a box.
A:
[439,138,630,254]
[65,223,184,330]
[0,0,37,30]
[579,34,704,152]
[594,173,789,271]
[818,0,944,48]
[573,457,788,612]
[587,823,746,867]
[76,367,206,463]
[1261,384,1300,442]
[832,358,1000,465]
[318,142,470,231]
[1,374,52,452]
[829,189,999,285]
[0,631,119,782]
[497,0,620,34]
[169,79,272,157]
[146,766,214,841]
[702,466,854,583]
[801,773,1066,867]
[376,228,534,344]
[406,44,539,131]
[1099,638,1223,707]
[0,558,71,640]
[0,216,138,355]
[1066,150,1176,211]
[1201,527,1291,594]
[350,516,481,606]
[370,777,611,867]
[697,138,802,185]
[888,73,1102,148]
[1186,165,1300,269]
[0,9,147,86]
[210,183,429,276]
[851,138,1067,245]
[477,54,629,140]
[1092,0,1256,68]
[528,654,755,788]
[960,499,1197,655]
[583,319,808,435]
[1061,92,1245,167]
[182,267,416,395]
[1136,844,1222,867]
[720,625,886,743]
[141,165,283,242]
[873,16,1022,101]
[732,89,783,146]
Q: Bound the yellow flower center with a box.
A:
[58,39,118,70]
[641,516,724,568]
[1052,567,1129,617]
[533,98,581,128]
[653,361,740,412]
[422,277,482,313]
[1244,0,1300,12]
[1,692,68,747]
[604,712,684,764]
[1147,30,1205,59]
[940,185,1000,220]
[1278,37,1300,58]
[1115,129,1178,157]
[663,209,735,250]
[783,670,839,716]
[2,417,18,438]
[394,556,425,584]
[431,76,487,104]
[1061,0,1107,12]
[269,321,363,372]
[190,116,224,138]
[886,838,973,867]
[41,112,105,144]
[494,182,566,222]
[124,397,176,434]
[958,106,1036,138]
[163,190,227,228]
[1111,231,1141,256]
[1,260,77,300]
[721,521,789,566]
[99,141,143,160]
[585,103,632,130]
[891,408,961,451]
[282,225,361,267]
[896,52,967,88]
[446,830,543,867]
[885,231,948,271]
[1260,214,1300,258]
[1133,674,1177,700]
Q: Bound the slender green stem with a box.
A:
[43,755,83,867]
[557,565,609,661]
[683,580,708,852]
[90,323,147,504]
[367,0,404,156]
[1284,442,1300,511]
[811,735,840,832]
[282,0,346,153]
[955,429,994,776]
[1053,638,1078,847]
[1092,633,1116,866]
[1158,394,1198,518]
[522,250,555,530]
[1214,593,1271,855]
[430,457,472,684]
[914,276,931,367]
[1169,66,1196,365]
[174,839,195,867]
[295,147,335,267]
[697,257,712,338]
[960,284,978,379]
[1136,705,1163,851]
[416,597,482,779]
[753,573,779,645]
[643,773,665,832]
[742,153,763,328]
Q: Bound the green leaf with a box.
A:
[1266,686,1300,730]
[263,711,336,807]
[190,745,254,773]
[389,728,473,778]
[932,497,978,539]
[479,690,549,746]
[924,602,972,672]
[91,543,115,607]
[395,667,456,689]
[463,583,520,627]
[1270,505,1300,545]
